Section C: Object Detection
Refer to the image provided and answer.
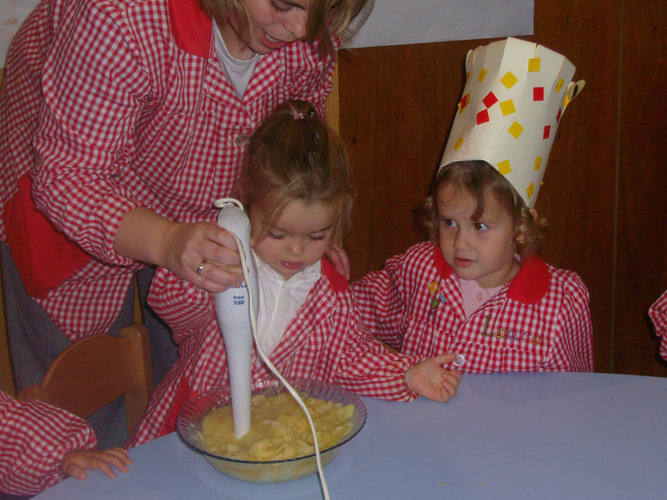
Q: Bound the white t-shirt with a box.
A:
[213,24,260,98]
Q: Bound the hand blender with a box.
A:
[214,201,258,438]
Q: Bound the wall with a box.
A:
[338,0,667,375]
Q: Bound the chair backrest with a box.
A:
[18,322,153,435]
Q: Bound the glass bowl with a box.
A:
[175,378,367,483]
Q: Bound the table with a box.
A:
[37,372,667,499]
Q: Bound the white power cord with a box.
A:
[217,199,330,499]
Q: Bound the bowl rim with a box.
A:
[175,378,368,465]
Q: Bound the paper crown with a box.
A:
[439,37,584,208]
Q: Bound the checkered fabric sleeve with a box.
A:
[546,267,594,371]
[0,391,97,496]
[648,290,667,361]
[353,242,445,353]
[148,267,214,345]
[352,270,404,350]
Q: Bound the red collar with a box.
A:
[433,245,549,304]
[169,0,213,58]
[322,258,349,292]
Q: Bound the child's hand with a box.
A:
[325,243,351,280]
[405,353,463,403]
[61,447,133,480]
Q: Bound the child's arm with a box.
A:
[326,295,461,403]
[0,391,97,496]
[551,271,594,371]
[649,290,667,336]
[649,290,667,361]
[351,264,409,351]
[404,353,463,403]
[62,447,132,480]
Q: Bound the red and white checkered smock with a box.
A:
[125,259,422,447]
[0,390,97,496]
[0,0,335,340]
[648,290,667,361]
[352,241,594,373]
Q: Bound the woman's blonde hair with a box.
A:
[238,99,354,243]
[418,161,548,260]
[199,0,374,58]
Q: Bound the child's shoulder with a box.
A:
[387,240,437,264]
[544,261,590,297]
[544,261,586,284]
[377,241,441,279]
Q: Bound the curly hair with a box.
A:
[417,161,548,261]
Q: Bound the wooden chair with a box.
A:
[17,322,153,435]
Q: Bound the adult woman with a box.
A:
[0,0,371,446]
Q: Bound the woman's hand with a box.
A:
[159,220,245,293]
[114,208,243,293]
[405,353,463,403]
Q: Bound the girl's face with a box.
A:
[222,0,312,59]
[436,183,520,288]
[250,199,337,280]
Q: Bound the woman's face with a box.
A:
[250,199,337,281]
[221,0,313,59]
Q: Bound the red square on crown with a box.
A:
[533,87,544,101]
[477,109,490,125]
[483,92,498,108]
[543,125,551,139]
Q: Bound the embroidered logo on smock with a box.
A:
[428,280,446,314]
[479,313,543,345]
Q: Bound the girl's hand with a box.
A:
[61,447,133,480]
[326,243,351,280]
[405,353,463,403]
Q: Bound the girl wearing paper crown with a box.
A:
[353,38,593,372]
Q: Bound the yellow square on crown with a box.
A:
[498,159,512,175]
[555,78,564,92]
[500,72,519,89]
[508,121,524,139]
[500,100,516,116]
[528,58,541,72]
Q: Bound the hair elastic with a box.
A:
[291,109,316,120]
